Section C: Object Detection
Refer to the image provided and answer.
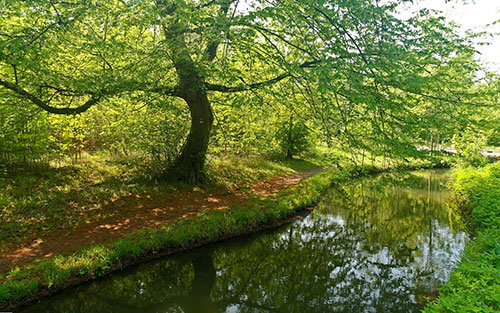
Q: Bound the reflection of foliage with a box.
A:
[319,170,462,250]
[19,171,468,313]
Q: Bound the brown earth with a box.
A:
[0,166,328,274]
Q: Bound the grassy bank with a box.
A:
[0,154,323,250]
[0,165,350,309]
[423,163,500,312]
[1,147,435,250]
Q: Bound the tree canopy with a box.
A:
[0,0,495,181]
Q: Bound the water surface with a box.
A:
[17,170,468,313]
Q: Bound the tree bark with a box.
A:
[163,24,214,183]
[169,90,213,183]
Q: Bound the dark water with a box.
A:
[16,170,469,313]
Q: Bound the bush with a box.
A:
[452,132,489,168]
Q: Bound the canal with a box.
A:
[17,169,469,313]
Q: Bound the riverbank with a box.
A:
[0,165,328,273]
[0,164,347,309]
[423,163,500,312]
[0,153,440,310]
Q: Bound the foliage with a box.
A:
[0,103,50,165]
[423,163,500,313]
[276,117,314,159]
[452,130,489,167]
[0,0,494,181]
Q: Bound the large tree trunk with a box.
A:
[170,89,213,183]
[163,24,214,183]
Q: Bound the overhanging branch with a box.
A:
[0,78,100,114]
[380,80,492,107]
[205,73,289,93]
[205,60,320,93]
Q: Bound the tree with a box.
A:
[277,115,313,159]
[0,0,483,182]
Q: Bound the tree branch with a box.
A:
[205,73,289,93]
[0,78,99,114]
[205,60,320,93]
[242,24,313,56]
[312,6,376,75]
[203,0,239,62]
[380,80,493,107]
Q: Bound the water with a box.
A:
[17,170,469,313]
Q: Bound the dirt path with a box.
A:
[0,167,329,273]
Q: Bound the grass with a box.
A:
[0,166,349,309]
[423,163,500,313]
[205,155,324,188]
[0,155,167,249]
[0,153,325,249]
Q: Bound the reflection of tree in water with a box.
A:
[18,170,468,313]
